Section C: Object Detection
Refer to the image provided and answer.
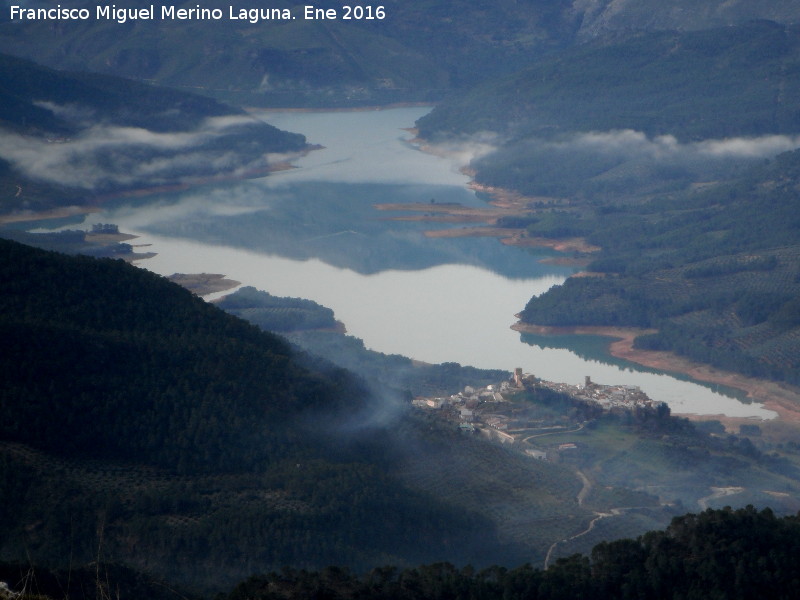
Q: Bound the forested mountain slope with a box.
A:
[4,239,800,592]
[519,149,800,384]
[417,21,800,387]
[418,20,800,144]
[5,507,800,600]
[0,237,362,471]
[2,1,798,106]
[221,507,800,600]
[573,0,800,38]
[0,53,306,215]
[0,239,523,588]
[0,0,577,106]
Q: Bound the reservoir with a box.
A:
[89,107,775,419]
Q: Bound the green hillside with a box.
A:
[415,21,800,387]
[6,239,800,591]
[3,1,800,107]
[0,238,520,587]
[0,52,241,134]
[0,53,306,215]
[5,506,800,600]
[418,21,800,143]
[518,139,800,384]
[0,0,578,106]
[0,237,361,471]
[220,507,800,600]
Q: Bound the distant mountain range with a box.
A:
[418,20,800,142]
[0,0,798,106]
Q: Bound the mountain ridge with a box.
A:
[2,1,799,106]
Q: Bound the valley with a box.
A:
[3,4,800,598]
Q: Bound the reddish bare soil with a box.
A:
[512,322,800,425]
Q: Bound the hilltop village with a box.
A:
[412,369,661,461]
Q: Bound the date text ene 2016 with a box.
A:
[305,6,386,20]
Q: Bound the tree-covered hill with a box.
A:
[5,239,800,590]
[0,52,244,135]
[0,53,307,215]
[519,141,800,385]
[0,238,527,587]
[415,20,800,387]
[220,506,800,600]
[0,0,578,107]
[2,1,799,107]
[418,20,800,144]
[3,506,800,600]
[0,237,359,472]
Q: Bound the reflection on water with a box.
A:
[520,333,751,403]
[88,107,775,419]
[130,180,556,277]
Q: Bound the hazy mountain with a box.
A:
[6,238,800,592]
[415,20,800,387]
[0,238,526,588]
[1,1,797,106]
[418,20,800,143]
[0,52,306,214]
[573,0,800,39]
[0,0,576,106]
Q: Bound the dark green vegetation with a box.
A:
[519,149,800,384]
[2,1,798,107]
[0,0,575,107]
[0,52,306,214]
[0,237,370,472]
[5,507,800,600]
[418,21,800,212]
[0,52,239,135]
[231,284,800,523]
[0,562,198,600]
[216,286,340,333]
[7,240,800,592]
[0,239,521,588]
[416,20,800,386]
[418,21,800,144]
[219,507,800,600]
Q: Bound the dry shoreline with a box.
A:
[167,273,242,296]
[459,173,800,426]
[378,174,800,425]
[512,322,800,424]
[0,150,314,226]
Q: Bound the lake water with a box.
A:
[86,107,775,419]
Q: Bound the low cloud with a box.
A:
[559,129,800,161]
[423,132,500,167]
[0,112,290,191]
[693,135,800,158]
[472,128,800,197]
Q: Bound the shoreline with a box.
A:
[167,273,242,296]
[512,322,800,424]
[0,148,317,226]
[0,205,102,225]
[248,102,433,114]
